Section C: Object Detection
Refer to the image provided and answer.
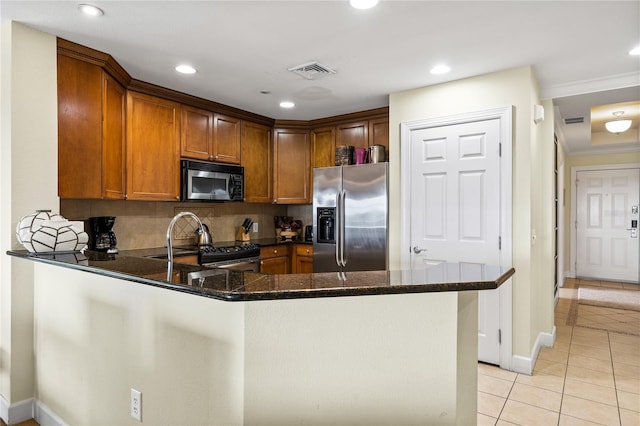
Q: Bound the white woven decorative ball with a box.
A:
[16,211,88,253]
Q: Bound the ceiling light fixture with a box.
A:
[430,64,451,75]
[605,111,632,134]
[175,65,197,74]
[629,45,640,56]
[349,0,379,10]
[78,4,104,16]
[280,101,295,109]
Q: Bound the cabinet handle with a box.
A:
[274,249,278,254]
[306,249,310,254]
[124,194,128,200]
[176,196,180,200]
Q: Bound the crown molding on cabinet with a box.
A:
[56,38,388,130]
[57,38,131,88]
[127,79,275,127]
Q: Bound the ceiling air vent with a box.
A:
[288,61,336,80]
[564,117,584,125]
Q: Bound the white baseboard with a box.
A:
[35,400,67,426]
[511,327,556,376]
[0,395,66,426]
[0,396,34,425]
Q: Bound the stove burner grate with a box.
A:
[198,243,260,264]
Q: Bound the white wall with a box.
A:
[388,66,556,359]
[0,21,58,410]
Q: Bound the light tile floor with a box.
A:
[478,278,640,426]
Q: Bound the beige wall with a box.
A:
[34,261,479,425]
[561,152,640,275]
[0,22,58,406]
[389,67,556,359]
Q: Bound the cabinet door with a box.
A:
[242,121,273,203]
[369,117,389,153]
[293,245,314,274]
[260,256,290,274]
[312,126,335,168]
[336,121,368,150]
[260,246,291,274]
[181,105,213,161]
[126,92,181,201]
[273,128,311,204]
[58,55,103,199]
[213,114,242,164]
[102,72,126,199]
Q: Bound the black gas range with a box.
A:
[198,243,261,271]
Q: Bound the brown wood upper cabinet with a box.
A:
[181,106,241,164]
[242,121,273,203]
[335,117,389,157]
[311,126,335,169]
[336,121,369,150]
[369,117,389,152]
[273,128,311,204]
[126,91,181,201]
[58,55,126,199]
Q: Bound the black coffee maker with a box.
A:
[89,216,118,253]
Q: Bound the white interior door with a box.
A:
[576,168,640,282]
[409,118,502,364]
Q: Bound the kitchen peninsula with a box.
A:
[10,249,513,425]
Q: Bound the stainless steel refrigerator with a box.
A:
[313,163,389,273]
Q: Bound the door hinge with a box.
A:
[498,329,502,344]
[498,236,502,250]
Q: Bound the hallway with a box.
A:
[478,278,640,425]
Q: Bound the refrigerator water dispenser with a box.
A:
[317,207,335,243]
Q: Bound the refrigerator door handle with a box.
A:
[335,192,341,267]
[340,190,346,267]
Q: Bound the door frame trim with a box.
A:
[399,106,513,369]
[569,163,640,279]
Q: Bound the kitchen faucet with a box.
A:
[166,211,204,266]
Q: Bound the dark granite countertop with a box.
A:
[7,250,514,302]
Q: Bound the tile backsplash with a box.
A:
[61,199,311,250]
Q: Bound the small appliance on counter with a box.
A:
[304,225,313,242]
[88,216,118,253]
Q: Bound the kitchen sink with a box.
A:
[144,248,199,260]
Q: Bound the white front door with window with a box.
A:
[401,107,513,367]
[576,168,640,283]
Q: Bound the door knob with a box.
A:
[413,246,427,254]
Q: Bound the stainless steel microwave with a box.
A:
[180,160,244,201]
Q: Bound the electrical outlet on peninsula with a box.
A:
[131,388,142,421]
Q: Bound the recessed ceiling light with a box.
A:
[430,64,451,75]
[349,0,379,10]
[629,45,640,56]
[175,65,197,74]
[280,101,295,109]
[78,4,104,16]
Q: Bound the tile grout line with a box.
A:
[607,330,623,426]
[556,319,574,426]
[495,371,518,425]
